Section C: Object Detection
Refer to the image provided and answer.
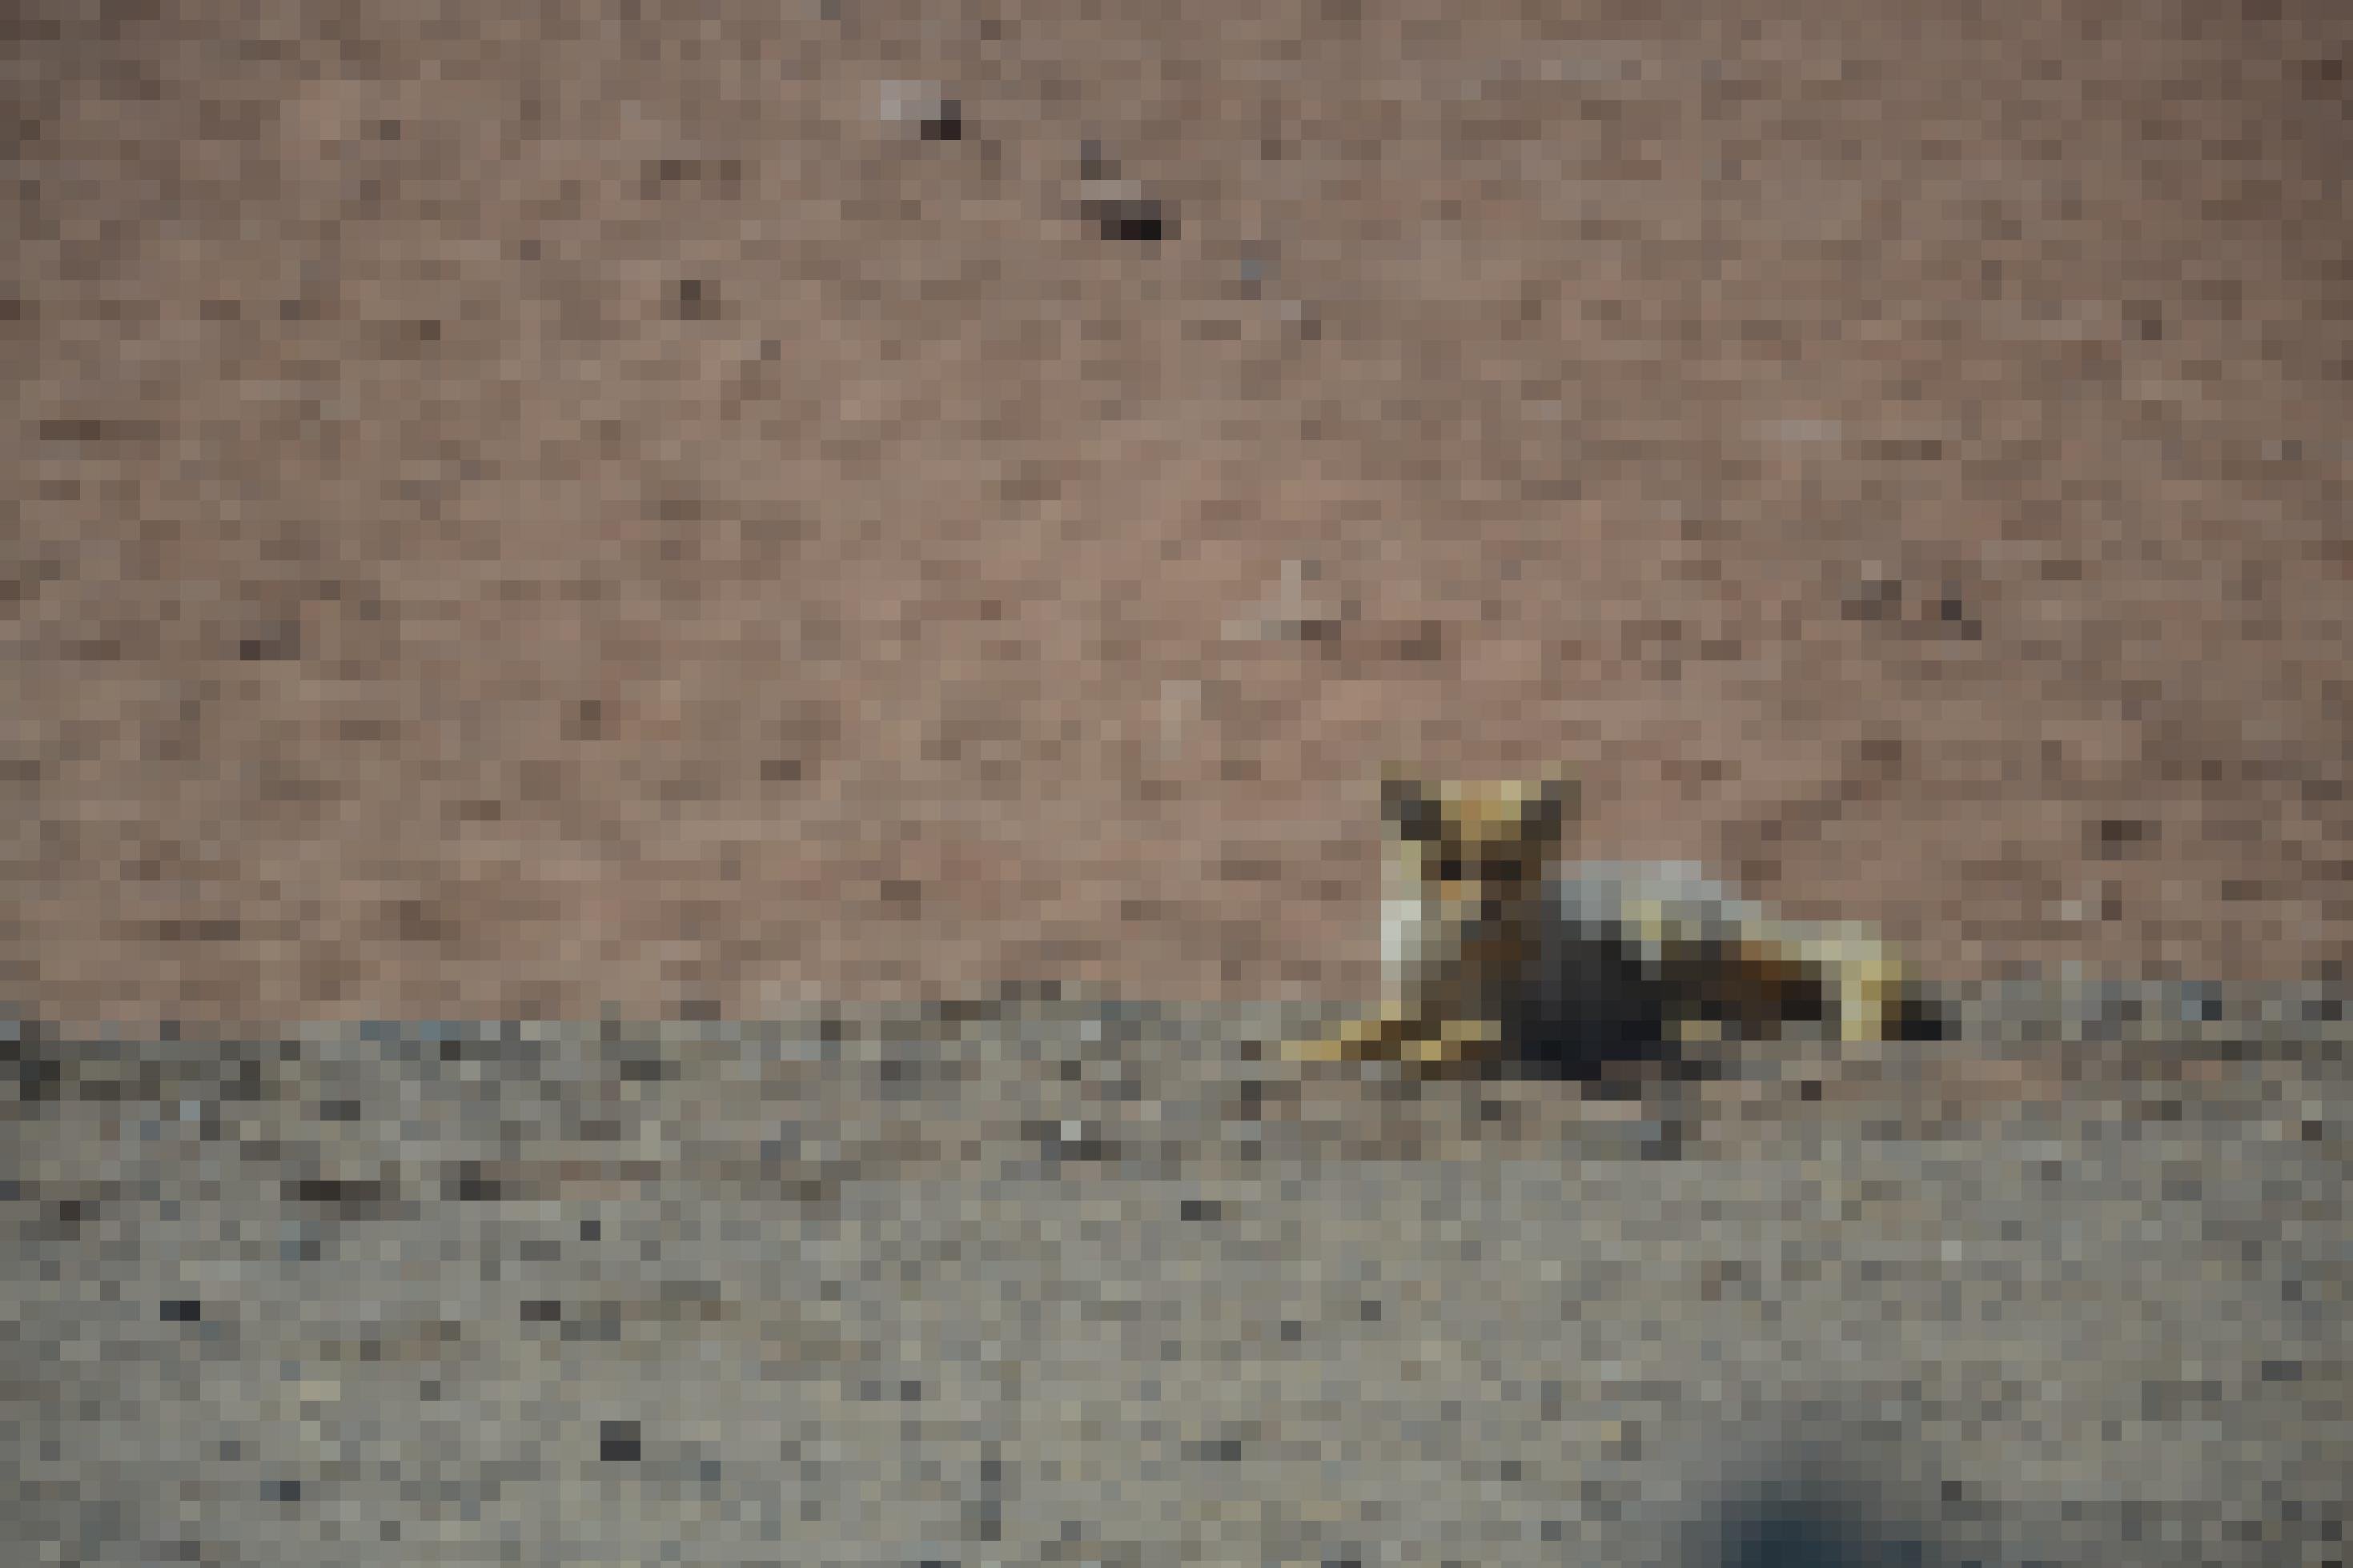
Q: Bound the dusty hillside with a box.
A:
[8,1,2350,1024]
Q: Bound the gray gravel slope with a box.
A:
[6,991,2347,1566]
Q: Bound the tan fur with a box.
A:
[1285,768,1920,1076]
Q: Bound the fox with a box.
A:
[1283,769,1941,1078]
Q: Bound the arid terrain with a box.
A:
[6,9,2350,1561]
[6,997,2347,1565]
[9,1,2350,1026]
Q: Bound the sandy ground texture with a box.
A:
[8,2,2352,1026]
[7,991,2347,1566]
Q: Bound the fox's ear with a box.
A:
[1380,771,1442,842]
[1521,775,1577,840]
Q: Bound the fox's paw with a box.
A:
[1410,1020,1508,1081]
[1281,1011,1399,1065]
[1283,1009,1501,1071]
[1281,1028,1361,1065]
[1808,929,1910,1045]
[1398,1016,1504,1073]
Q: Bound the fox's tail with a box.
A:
[1730,924,1946,1045]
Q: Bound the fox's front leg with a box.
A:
[1284,1005,1502,1070]
[1282,1003,1423,1064]
[1404,1014,1504,1069]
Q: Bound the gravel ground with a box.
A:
[6,989,2347,1566]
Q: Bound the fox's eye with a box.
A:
[1436,855,1466,883]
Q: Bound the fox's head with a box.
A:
[1378,769,1576,1007]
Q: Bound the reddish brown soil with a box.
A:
[9,2,2348,1026]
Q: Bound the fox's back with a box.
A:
[1549,861,1768,957]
